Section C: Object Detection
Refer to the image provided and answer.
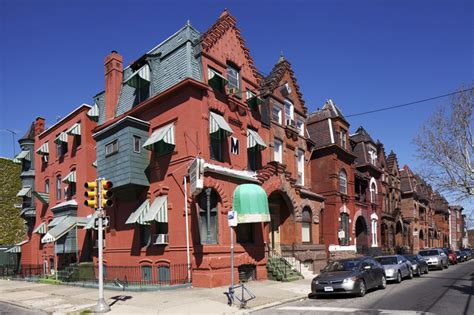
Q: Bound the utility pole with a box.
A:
[6,129,17,156]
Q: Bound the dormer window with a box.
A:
[126,64,151,105]
[368,145,377,165]
[339,129,347,149]
[227,65,240,96]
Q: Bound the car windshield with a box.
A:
[419,250,439,256]
[376,257,398,265]
[405,255,417,262]
[323,260,360,272]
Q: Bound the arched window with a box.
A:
[45,179,49,194]
[301,207,312,243]
[370,182,376,203]
[197,188,219,244]
[339,213,350,246]
[339,170,347,194]
[371,218,378,247]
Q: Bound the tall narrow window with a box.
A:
[248,147,261,171]
[210,131,225,162]
[56,175,62,200]
[340,213,350,246]
[297,119,304,136]
[227,65,240,95]
[297,149,304,185]
[284,100,294,125]
[340,129,347,149]
[339,170,348,194]
[198,188,219,244]
[141,265,152,281]
[45,180,50,194]
[302,207,312,243]
[272,105,282,124]
[273,139,283,163]
[133,136,141,153]
[370,182,377,203]
[371,219,378,247]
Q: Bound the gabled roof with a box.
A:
[350,126,375,144]
[308,99,348,124]
[201,9,258,80]
[387,150,399,172]
[19,122,35,141]
[400,165,414,193]
[261,55,306,112]
[376,141,388,168]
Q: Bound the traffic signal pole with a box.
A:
[94,178,110,313]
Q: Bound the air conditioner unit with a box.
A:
[153,234,169,245]
[94,240,106,248]
[285,118,295,127]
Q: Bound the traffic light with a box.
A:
[84,181,98,208]
[100,179,114,208]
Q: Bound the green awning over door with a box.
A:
[232,184,270,224]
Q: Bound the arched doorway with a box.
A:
[355,216,369,254]
[395,221,403,247]
[419,229,425,249]
[268,191,293,254]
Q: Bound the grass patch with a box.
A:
[38,278,61,285]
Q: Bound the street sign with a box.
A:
[189,158,204,195]
[228,210,238,227]
[94,216,110,229]
[338,230,345,239]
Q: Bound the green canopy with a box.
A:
[232,184,270,224]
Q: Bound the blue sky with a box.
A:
[1,0,472,218]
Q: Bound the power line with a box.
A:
[345,87,474,118]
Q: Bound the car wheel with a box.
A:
[444,262,448,269]
[408,268,413,279]
[424,267,429,274]
[417,267,421,277]
[396,271,402,283]
[357,280,366,297]
[379,275,387,289]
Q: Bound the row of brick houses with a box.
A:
[12,10,466,288]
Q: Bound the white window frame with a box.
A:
[340,129,347,149]
[133,136,141,153]
[339,169,347,194]
[227,65,240,91]
[272,105,282,124]
[105,140,118,156]
[274,139,283,163]
[371,219,378,247]
[284,99,294,124]
[296,119,304,136]
[297,149,304,185]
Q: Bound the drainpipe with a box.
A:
[448,209,452,248]
[184,176,191,283]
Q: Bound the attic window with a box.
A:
[227,65,240,96]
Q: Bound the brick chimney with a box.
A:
[35,117,45,135]
[104,50,123,121]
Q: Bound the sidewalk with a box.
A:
[0,278,311,314]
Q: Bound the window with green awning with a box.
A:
[232,184,270,224]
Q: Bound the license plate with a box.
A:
[324,286,334,292]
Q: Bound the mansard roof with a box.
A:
[261,56,306,111]
[308,99,348,124]
[19,122,35,141]
[350,126,375,144]
[201,9,258,79]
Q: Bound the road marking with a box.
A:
[278,306,433,314]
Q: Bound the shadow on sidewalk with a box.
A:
[109,295,132,306]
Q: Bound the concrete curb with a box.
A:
[243,294,307,314]
[0,298,52,315]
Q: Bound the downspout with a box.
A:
[448,209,452,248]
[184,176,191,283]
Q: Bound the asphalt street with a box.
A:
[0,302,45,315]
[252,260,473,315]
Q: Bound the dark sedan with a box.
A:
[405,254,429,276]
[310,257,386,298]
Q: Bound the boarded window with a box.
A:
[141,265,152,281]
[198,188,219,244]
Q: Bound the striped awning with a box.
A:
[16,150,31,161]
[247,129,267,151]
[84,212,99,230]
[17,186,32,198]
[209,112,233,137]
[42,216,87,243]
[33,222,47,234]
[66,123,81,136]
[54,132,68,144]
[48,216,67,228]
[63,170,76,184]
[126,64,150,89]
[143,123,175,151]
[87,103,99,121]
[5,240,28,253]
[143,196,168,223]
[36,142,49,155]
[32,191,50,204]
[125,200,151,225]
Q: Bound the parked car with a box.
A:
[404,254,429,276]
[376,255,413,282]
[444,249,457,265]
[419,249,449,269]
[310,257,386,298]
[460,250,470,261]
[455,250,465,262]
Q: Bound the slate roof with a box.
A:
[350,126,375,144]
[19,122,35,141]
[308,99,348,124]
[400,165,414,193]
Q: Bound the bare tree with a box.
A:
[414,84,473,202]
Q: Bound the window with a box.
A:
[302,207,312,243]
[370,182,377,203]
[236,223,254,243]
[69,182,76,198]
[272,105,282,124]
[56,175,62,200]
[296,119,304,136]
[210,131,226,162]
[45,180,49,194]
[368,145,377,165]
[339,129,347,149]
[133,136,141,153]
[140,225,151,248]
[371,219,378,246]
[56,141,68,158]
[273,139,283,163]
[340,213,350,246]
[284,100,294,124]
[339,170,347,194]
[198,188,219,244]
[141,265,152,281]
[297,149,304,185]
[105,140,118,156]
[157,265,170,284]
[227,65,240,94]
[248,147,261,171]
